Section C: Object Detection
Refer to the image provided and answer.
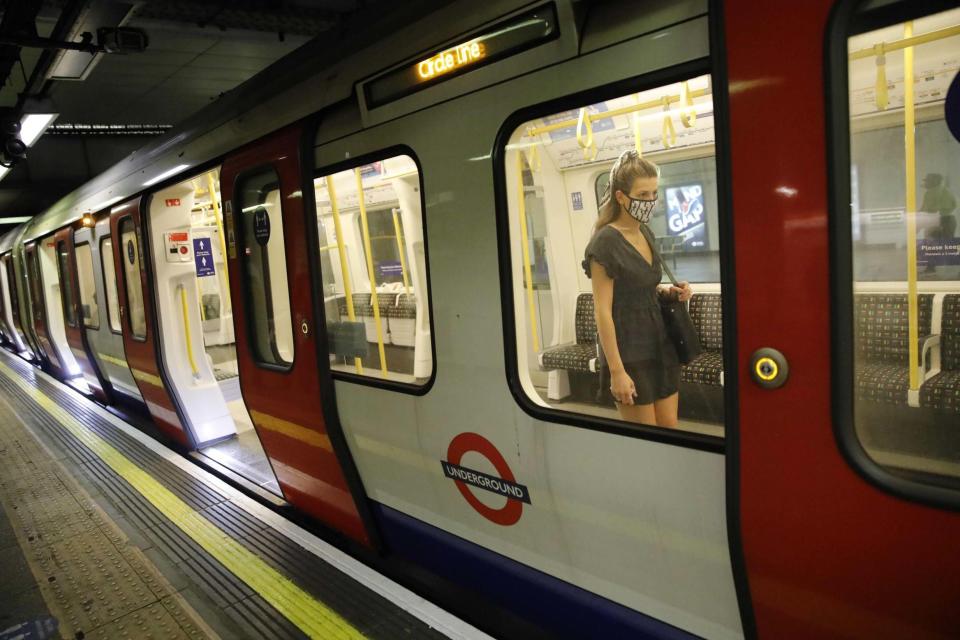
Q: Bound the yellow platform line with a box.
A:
[0,359,364,640]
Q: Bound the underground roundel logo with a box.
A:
[442,432,530,526]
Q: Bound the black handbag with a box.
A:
[655,252,702,366]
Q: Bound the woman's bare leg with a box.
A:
[617,402,657,425]
[653,393,679,427]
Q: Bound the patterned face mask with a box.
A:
[625,194,658,223]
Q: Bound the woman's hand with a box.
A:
[610,370,637,405]
[666,281,693,302]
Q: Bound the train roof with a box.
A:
[20,0,532,242]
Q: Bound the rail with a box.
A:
[178,283,200,379]
[325,176,363,374]
[903,21,919,392]
[206,171,232,314]
[516,152,539,353]
[391,208,411,297]
[355,168,389,375]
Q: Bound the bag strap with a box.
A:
[640,223,679,286]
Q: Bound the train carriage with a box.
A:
[1,0,959,637]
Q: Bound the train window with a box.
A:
[100,237,121,332]
[839,5,960,488]
[56,241,77,328]
[119,218,147,340]
[74,243,99,330]
[313,153,433,387]
[237,166,295,368]
[501,75,724,438]
[26,250,44,320]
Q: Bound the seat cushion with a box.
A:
[680,350,723,386]
[855,362,910,405]
[541,344,596,372]
[920,370,960,413]
[574,293,596,345]
[689,295,723,351]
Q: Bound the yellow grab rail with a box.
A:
[325,175,362,374]
[661,96,677,148]
[874,44,889,110]
[517,152,539,353]
[178,284,200,379]
[525,88,710,138]
[206,171,232,313]
[679,80,696,128]
[903,21,919,392]
[355,168,388,376]
[849,23,960,60]
[391,208,411,297]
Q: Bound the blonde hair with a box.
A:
[595,150,659,232]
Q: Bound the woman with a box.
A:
[582,150,692,427]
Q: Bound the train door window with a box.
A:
[74,243,99,329]
[56,241,77,328]
[237,166,294,367]
[26,250,44,319]
[100,237,121,332]
[837,5,960,487]
[501,75,723,437]
[119,218,147,339]
[313,153,433,387]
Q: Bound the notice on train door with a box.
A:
[194,238,215,277]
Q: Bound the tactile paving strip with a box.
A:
[0,392,218,640]
[0,351,455,640]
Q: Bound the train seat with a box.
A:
[680,294,724,387]
[537,293,597,401]
[920,294,960,413]
[854,294,935,407]
[384,293,417,347]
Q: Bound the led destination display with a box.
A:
[365,4,558,107]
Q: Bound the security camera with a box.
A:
[97,27,149,54]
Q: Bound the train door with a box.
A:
[37,234,83,380]
[725,0,960,636]
[142,167,279,494]
[24,241,65,377]
[53,226,111,402]
[220,126,374,546]
[109,198,191,446]
[88,216,143,404]
[1,252,31,356]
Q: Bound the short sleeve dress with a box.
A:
[582,224,680,405]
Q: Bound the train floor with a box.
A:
[0,349,490,640]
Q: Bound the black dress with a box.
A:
[582,224,680,405]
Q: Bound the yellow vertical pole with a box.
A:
[904,21,919,391]
[517,153,540,352]
[326,175,362,374]
[391,208,411,296]
[355,168,388,375]
[206,171,232,314]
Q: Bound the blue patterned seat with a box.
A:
[853,294,933,406]
[920,295,960,413]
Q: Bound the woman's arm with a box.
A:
[591,261,636,405]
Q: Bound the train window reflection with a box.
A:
[56,241,77,328]
[74,243,99,330]
[502,75,724,436]
[100,237,121,332]
[119,218,147,340]
[237,167,295,367]
[846,8,960,483]
[313,153,433,386]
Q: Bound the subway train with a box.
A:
[1,1,959,637]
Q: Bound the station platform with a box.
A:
[0,350,492,640]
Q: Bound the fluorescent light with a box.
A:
[20,113,58,147]
[144,164,190,187]
[0,165,10,181]
[0,216,32,223]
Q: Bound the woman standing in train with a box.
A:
[583,150,692,427]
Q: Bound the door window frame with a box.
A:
[117,215,147,342]
[826,0,960,508]
[233,162,297,373]
[308,144,437,396]
[492,62,728,453]
[100,236,122,334]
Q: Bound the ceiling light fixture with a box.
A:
[20,113,59,147]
